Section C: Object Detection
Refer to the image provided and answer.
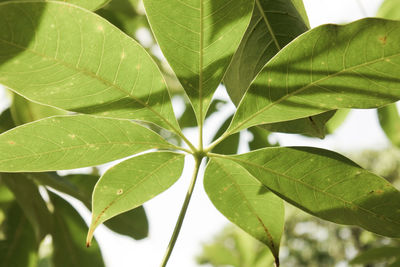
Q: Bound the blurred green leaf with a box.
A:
[1,173,52,242]
[50,192,105,267]
[0,109,14,134]
[211,115,240,155]
[325,109,350,134]
[377,0,400,20]
[0,202,38,267]
[378,104,400,147]
[350,246,400,265]
[248,127,274,151]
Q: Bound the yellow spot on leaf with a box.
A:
[68,134,76,139]
[117,189,123,195]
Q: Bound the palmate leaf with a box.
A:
[143,0,254,122]
[228,18,400,134]
[0,115,174,172]
[0,202,38,267]
[0,1,179,132]
[224,147,400,238]
[87,151,185,245]
[204,157,284,262]
[50,192,105,267]
[1,173,53,242]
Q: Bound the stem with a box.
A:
[160,157,202,267]
[204,132,230,153]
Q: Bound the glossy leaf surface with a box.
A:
[88,152,184,244]
[227,147,400,237]
[143,0,254,121]
[229,18,400,134]
[0,1,179,131]
[204,157,284,260]
[50,193,104,267]
[0,115,173,172]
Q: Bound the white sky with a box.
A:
[92,1,390,267]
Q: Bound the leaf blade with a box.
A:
[0,115,173,172]
[87,151,184,245]
[204,157,284,261]
[143,0,254,121]
[227,147,400,238]
[0,1,179,131]
[229,18,400,134]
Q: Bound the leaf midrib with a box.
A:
[255,0,281,51]
[0,37,178,133]
[213,159,278,256]
[224,155,400,227]
[230,52,400,134]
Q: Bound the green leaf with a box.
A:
[34,173,149,240]
[229,18,400,134]
[261,111,336,138]
[325,108,350,134]
[1,173,52,242]
[11,93,66,125]
[0,108,14,134]
[377,0,400,20]
[66,174,149,240]
[211,115,240,155]
[350,246,400,265]
[226,147,400,238]
[224,0,309,105]
[0,2,179,132]
[0,202,38,267]
[378,104,400,147]
[290,0,310,28]
[0,115,174,172]
[0,0,109,11]
[87,151,184,245]
[143,0,254,122]
[178,99,226,129]
[50,192,104,267]
[204,157,284,261]
[248,126,274,150]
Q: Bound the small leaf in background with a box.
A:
[377,0,400,20]
[178,99,227,129]
[204,157,284,262]
[211,115,240,155]
[50,192,105,267]
[248,126,275,151]
[261,111,336,139]
[229,18,400,134]
[0,115,173,172]
[229,147,400,238]
[0,2,179,131]
[325,109,350,135]
[350,246,400,265]
[88,152,185,245]
[0,109,14,134]
[1,173,52,242]
[10,93,66,126]
[143,0,254,122]
[0,202,38,267]
[378,104,400,147]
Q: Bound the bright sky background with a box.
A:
[0,0,391,266]
[87,1,390,267]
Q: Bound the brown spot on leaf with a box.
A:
[375,189,384,194]
[379,36,387,45]
[117,189,123,195]
[8,140,15,145]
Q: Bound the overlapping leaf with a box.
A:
[143,0,254,122]
[87,152,184,245]
[50,192,105,267]
[0,115,174,172]
[0,1,179,132]
[224,147,400,237]
[2,173,52,242]
[0,0,110,11]
[228,18,400,134]
[378,104,400,147]
[204,157,284,261]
